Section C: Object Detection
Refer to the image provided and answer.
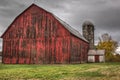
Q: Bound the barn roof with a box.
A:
[53,15,88,42]
[88,50,105,56]
[1,4,88,42]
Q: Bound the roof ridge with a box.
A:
[1,3,88,42]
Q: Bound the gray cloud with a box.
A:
[0,0,120,46]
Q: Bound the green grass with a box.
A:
[0,62,120,80]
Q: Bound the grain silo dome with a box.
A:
[82,21,94,26]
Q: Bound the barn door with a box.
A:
[95,55,99,62]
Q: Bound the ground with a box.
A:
[0,62,120,80]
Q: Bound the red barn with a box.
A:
[1,4,89,64]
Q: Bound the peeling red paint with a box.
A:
[1,4,89,64]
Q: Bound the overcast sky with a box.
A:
[0,0,120,51]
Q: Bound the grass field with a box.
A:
[0,62,120,80]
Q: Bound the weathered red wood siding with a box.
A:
[2,4,89,64]
[70,35,89,63]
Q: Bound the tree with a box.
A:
[97,33,118,62]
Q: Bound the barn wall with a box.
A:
[2,4,89,64]
[99,56,105,62]
[70,35,89,63]
[88,56,95,62]
[88,55,105,63]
